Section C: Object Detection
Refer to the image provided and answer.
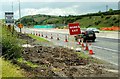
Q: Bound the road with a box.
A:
[15,27,119,69]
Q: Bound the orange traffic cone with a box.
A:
[36,32,38,36]
[84,40,89,51]
[65,35,68,42]
[38,33,40,36]
[45,35,48,38]
[57,37,59,40]
[81,38,84,48]
[57,34,60,40]
[51,34,53,39]
[41,33,43,37]
[77,39,81,45]
[89,43,94,55]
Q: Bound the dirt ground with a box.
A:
[14,33,118,78]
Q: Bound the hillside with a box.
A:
[15,10,120,28]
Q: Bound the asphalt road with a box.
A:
[15,27,119,69]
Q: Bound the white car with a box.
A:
[86,28,100,33]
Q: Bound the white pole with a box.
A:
[19,0,22,33]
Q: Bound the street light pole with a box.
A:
[118,1,120,27]
[106,5,108,12]
[12,2,14,36]
[19,0,22,33]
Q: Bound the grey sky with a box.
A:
[0,1,119,19]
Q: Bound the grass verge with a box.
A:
[75,52,105,64]
[28,34,49,42]
[1,58,24,77]
[17,57,39,68]
[75,52,89,59]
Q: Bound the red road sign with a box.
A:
[68,23,81,35]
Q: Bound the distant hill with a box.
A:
[15,10,120,29]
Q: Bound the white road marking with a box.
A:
[92,45,118,53]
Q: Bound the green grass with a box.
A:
[1,58,24,77]
[17,58,39,68]
[75,52,106,64]
[75,52,89,59]
[28,34,49,42]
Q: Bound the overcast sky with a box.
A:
[0,0,119,19]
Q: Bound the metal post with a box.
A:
[118,1,120,27]
[12,2,15,36]
[106,5,108,12]
[19,0,22,33]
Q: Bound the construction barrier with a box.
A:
[100,26,120,31]
[23,31,96,55]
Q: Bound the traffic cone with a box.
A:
[38,33,40,36]
[36,32,38,36]
[51,34,53,39]
[57,34,60,40]
[81,38,85,48]
[89,43,94,55]
[77,39,81,45]
[84,40,89,51]
[41,33,43,37]
[45,35,48,38]
[65,35,68,42]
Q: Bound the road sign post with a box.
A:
[18,23,23,33]
[68,22,81,51]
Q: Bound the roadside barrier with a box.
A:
[89,43,94,55]
[65,35,68,42]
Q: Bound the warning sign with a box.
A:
[18,23,23,28]
[68,23,81,35]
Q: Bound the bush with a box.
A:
[2,27,22,60]
[105,16,111,20]
[113,17,117,21]
[115,20,119,23]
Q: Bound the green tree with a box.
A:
[109,8,113,13]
